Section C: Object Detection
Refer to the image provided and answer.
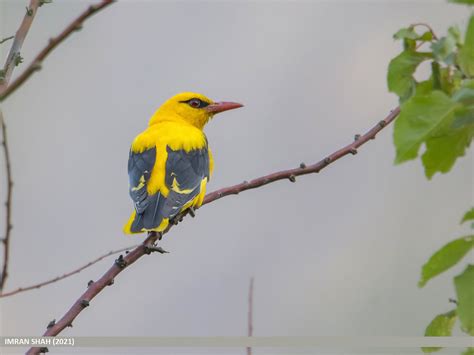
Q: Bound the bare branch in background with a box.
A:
[0,245,137,298]
[0,0,116,102]
[26,106,400,355]
[0,36,15,45]
[0,0,115,292]
[0,110,13,291]
[0,0,40,92]
[247,277,254,355]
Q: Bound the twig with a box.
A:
[0,36,15,45]
[411,22,438,41]
[247,277,254,355]
[26,107,400,354]
[0,0,116,102]
[0,110,13,291]
[0,245,137,298]
[0,0,40,92]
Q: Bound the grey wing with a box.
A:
[128,147,156,213]
[161,145,210,219]
[128,147,167,232]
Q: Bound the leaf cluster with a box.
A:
[388,14,474,178]
[420,208,474,353]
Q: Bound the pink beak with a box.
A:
[205,101,244,114]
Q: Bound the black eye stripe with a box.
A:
[180,98,210,109]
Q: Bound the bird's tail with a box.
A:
[123,210,142,234]
[123,210,169,235]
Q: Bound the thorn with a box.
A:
[350,148,358,155]
[114,255,127,268]
[39,347,49,353]
[74,24,83,31]
[32,62,42,71]
[67,323,73,328]
[354,134,361,141]
[49,38,54,45]
[188,207,196,218]
[299,162,306,169]
[7,224,13,231]
[324,157,331,164]
[46,319,55,329]
[378,120,386,128]
[87,280,94,287]
[217,192,223,197]
[288,175,296,183]
[243,180,249,185]
[449,298,458,305]
[107,278,114,286]
[80,299,90,307]
[25,6,33,16]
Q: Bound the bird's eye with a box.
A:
[189,99,201,108]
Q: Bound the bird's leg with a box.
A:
[144,231,168,254]
[188,206,196,218]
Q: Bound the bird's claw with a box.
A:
[188,207,196,218]
[144,246,169,254]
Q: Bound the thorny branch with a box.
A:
[0,0,115,293]
[0,110,13,292]
[0,0,41,292]
[0,0,116,102]
[0,0,40,91]
[0,245,137,298]
[26,106,400,355]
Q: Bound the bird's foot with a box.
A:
[188,207,196,218]
[147,231,163,240]
[144,245,169,254]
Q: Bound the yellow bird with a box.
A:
[124,92,243,235]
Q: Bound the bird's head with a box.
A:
[150,92,243,129]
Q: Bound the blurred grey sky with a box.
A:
[0,0,473,354]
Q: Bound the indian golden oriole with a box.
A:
[124,92,243,234]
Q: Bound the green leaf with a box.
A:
[462,348,474,355]
[454,264,474,335]
[394,90,461,164]
[452,106,474,129]
[420,31,434,42]
[439,67,458,95]
[387,51,432,100]
[458,15,474,77]
[422,310,457,353]
[419,236,474,287]
[461,208,474,224]
[448,26,463,46]
[421,124,474,178]
[453,80,474,105]
[449,0,474,4]
[394,27,419,40]
[432,36,457,65]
